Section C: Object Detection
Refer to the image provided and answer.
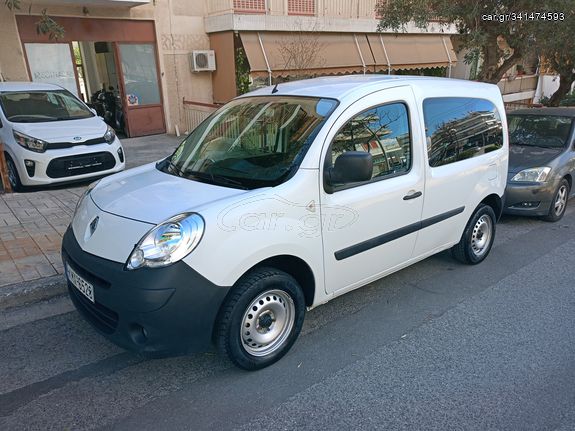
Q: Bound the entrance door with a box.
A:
[116,43,166,137]
[320,88,425,295]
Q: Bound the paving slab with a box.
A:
[0,134,181,308]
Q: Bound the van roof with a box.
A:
[0,82,64,92]
[241,75,499,102]
[509,107,575,117]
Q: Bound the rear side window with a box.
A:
[423,97,503,167]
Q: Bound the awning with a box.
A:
[368,34,457,71]
[240,32,373,78]
[240,32,457,78]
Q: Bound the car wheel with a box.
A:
[215,267,305,370]
[5,154,23,192]
[542,179,570,222]
[451,204,496,265]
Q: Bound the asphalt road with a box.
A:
[1,205,574,430]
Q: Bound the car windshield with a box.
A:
[508,114,573,148]
[0,90,94,123]
[164,96,338,189]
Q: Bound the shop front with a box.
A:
[15,15,165,137]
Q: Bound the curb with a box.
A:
[0,275,68,311]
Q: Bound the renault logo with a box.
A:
[89,216,99,236]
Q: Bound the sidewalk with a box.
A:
[0,134,181,306]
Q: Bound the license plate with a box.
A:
[66,263,95,303]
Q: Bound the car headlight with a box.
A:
[13,130,47,153]
[74,180,100,217]
[126,213,205,270]
[510,167,551,183]
[104,126,116,144]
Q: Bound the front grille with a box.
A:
[46,152,116,178]
[69,285,119,334]
[47,137,107,150]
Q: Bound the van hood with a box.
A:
[508,145,563,174]
[12,117,106,142]
[91,163,249,224]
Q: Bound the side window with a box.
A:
[330,102,411,183]
[423,97,503,168]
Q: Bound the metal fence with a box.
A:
[183,100,218,133]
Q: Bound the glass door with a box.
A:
[115,43,165,137]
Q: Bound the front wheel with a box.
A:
[542,179,570,222]
[215,267,305,370]
[451,204,496,265]
[5,154,23,192]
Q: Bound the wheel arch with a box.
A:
[251,255,316,307]
[480,193,503,221]
[563,173,572,191]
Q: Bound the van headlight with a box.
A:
[104,126,116,144]
[13,131,47,153]
[511,167,551,183]
[126,213,205,270]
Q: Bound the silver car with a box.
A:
[504,108,575,221]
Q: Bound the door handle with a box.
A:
[403,191,422,200]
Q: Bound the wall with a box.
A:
[2,0,214,134]
[0,8,29,81]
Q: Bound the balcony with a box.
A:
[208,0,377,18]
[205,0,457,34]
[27,0,150,7]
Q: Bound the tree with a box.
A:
[276,20,326,79]
[375,0,542,83]
[536,2,575,106]
[4,0,64,40]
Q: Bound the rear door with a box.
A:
[320,87,426,295]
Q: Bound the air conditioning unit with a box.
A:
[190,50,216,72]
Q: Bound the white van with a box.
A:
[0,82,125,191]
[63,76,508,370]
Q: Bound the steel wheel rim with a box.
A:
[240,289,295,357]
[6,159,18,189]
[554,185,568,216]
[471,214,492,257]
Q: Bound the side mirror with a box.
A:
[326,151,373,188]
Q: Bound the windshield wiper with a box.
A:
[187,170,249,190]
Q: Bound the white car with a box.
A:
[0,82,125,191]
[63,75,508,370]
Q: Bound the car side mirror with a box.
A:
[326,151,373,188]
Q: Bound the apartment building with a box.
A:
[0,0,462,137]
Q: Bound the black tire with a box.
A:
[215,267,305,370]
[5,154,23,192]
[542,178,570,222]
[451,204,496,265]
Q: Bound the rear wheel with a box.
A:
[451,204,496,265]
[215,267,305,370]
[5,154,23,192]
[542,179,570,222]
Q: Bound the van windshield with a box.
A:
[0,90,94,123]
[164,96,338,189]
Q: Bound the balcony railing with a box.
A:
[207,0,383,18]
[497,74,538,95]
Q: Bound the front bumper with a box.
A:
[61,227,231,356]
[503,180,555,216]
[9,139,125,187]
